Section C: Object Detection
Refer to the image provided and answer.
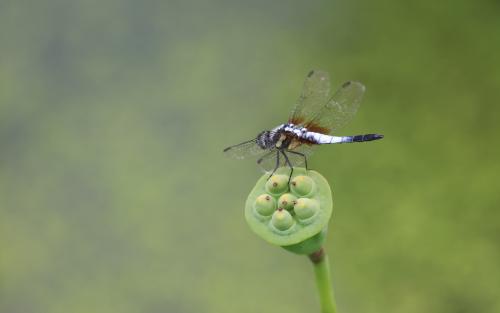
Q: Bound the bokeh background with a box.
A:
[1,0,499,312]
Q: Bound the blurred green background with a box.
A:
[1,0,499,312]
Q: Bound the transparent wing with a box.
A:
[306,80,365,134]
[286,143,315,167]
[258,144,316,172]
[223,139,268,160]
[257,149,282,173]
[289,70,331,126]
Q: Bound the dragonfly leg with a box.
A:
[266,151,280,181]
[280,150,294,185]
[286,150,308,170]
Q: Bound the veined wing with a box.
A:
[286,143,315,167]
[223,139,268,160]
[305,80,365,134]
[256,143,316,172]
[289,70,331,126]
[256,149,280,172]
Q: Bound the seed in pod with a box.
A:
[265,175,289,195]
[254,194,277,216]
[271,208,294,231]
[290,175,315,196]
[294,198,319,220]
[277,193,297,211]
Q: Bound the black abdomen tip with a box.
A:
[352,134,384,142]
[365,134,383,141]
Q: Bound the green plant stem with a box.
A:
[309,248,337,313]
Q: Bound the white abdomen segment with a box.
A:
[301,131,384,144]
[302,132,345,144]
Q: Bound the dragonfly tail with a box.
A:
[335,134,384,143]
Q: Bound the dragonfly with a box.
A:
[223,70,383,180]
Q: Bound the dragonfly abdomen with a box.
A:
[301,132,383,144]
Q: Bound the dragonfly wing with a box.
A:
[257,149,282,173]
[286,143,316,167]
[289,70,331,126]
[258,144,316,172]
[223,139,268,160]
[306,80,365,134]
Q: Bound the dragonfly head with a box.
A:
[256,130,281,149]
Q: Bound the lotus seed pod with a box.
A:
[265,174,289,195]
[271,209,294,231]
[294,198,319,220]
[290,175,315,196]
[254,194,276,216]
[278,193,297,211]
[245,167,333,252]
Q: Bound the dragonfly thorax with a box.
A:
[283,123,307,136]
[256,123,308,150]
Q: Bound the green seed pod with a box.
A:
[294,198,319,220]
[245,167,333,251]
[271,208,294,231]
[290,175,315,197]
[277,193,298,211]
[254,194,276,216]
